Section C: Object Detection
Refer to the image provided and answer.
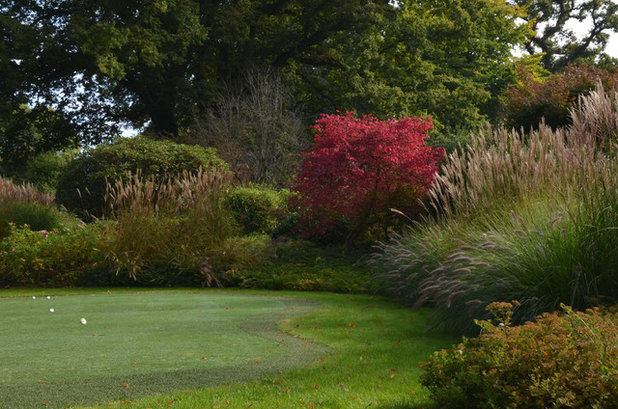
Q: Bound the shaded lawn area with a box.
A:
[0,289,455,409]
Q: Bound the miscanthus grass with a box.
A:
[375,84,618,332]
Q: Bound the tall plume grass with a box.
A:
[375,84,618,332]
[0,175,61,239]
[101,168,238,281]
[0,175,54,205]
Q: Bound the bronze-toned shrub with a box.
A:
[421,303,618,409]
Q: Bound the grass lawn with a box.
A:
[0,289,454,409]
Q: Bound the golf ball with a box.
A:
[32,296,36,299]
[47,296,51,299]
[80,318,87,325]
[49,308,54,313]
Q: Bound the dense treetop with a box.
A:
[1,0,617,167]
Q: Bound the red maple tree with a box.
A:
[291,111,444,242]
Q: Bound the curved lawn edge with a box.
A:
[0,292,328,409]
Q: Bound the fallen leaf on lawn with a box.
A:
[349,322,356,328]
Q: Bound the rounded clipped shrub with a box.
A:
[421,302,618,409]
[55,137,228,219]
[227,185,291,235]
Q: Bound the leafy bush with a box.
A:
[22,149,79,193]
[291,112,444,244]
[227,185,291,235]
[421,302,618,409]
[0,223,103,287]
[500,63,618,131]
[223,240,377,293]
[56,136,228,219]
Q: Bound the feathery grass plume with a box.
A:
[102,167,238,281]
[0,175,62,239]
[569,82,618,150]
[0,175,54,205]
[374,84,618,332]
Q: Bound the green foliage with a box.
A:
[224,240,378,293]
[0,175,65,240]
[227,185,291,235]
[55,137,228,219]
[500,64,618,131]
[375,86,618,331]
[0,223,103,287]
[22,149,79,193]
[3,0,530,139]
[514,0,618,71]
[0,202,61,240]
[421,303,618,409]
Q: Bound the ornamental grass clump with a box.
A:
[375,84,618,330]
[100,168,246,285]
[0,176,63,239]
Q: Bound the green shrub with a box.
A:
[0,223,103,287]
[420,302,618,409]
[227,185,291,235]
[55,136,228,219]
[22,149,79,193]
[224,240,377,293]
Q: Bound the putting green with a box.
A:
[0,291,327,408]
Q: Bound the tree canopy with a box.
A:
[513,0,618,71]
[0,0,614,158]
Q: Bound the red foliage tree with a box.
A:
[291,112,444,242]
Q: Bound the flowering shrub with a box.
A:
[290,112,443,242]
[420,302,618,409]
[0,223,103,286]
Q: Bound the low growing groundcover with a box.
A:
[0,289,454,409]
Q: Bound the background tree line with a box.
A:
[1,0,617,183]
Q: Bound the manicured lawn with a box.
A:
[0,289,454,409]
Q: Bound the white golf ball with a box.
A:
[49,308,54,313]
[80,318,87,325]
[47,296,51,299]
[32,296,36,299]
